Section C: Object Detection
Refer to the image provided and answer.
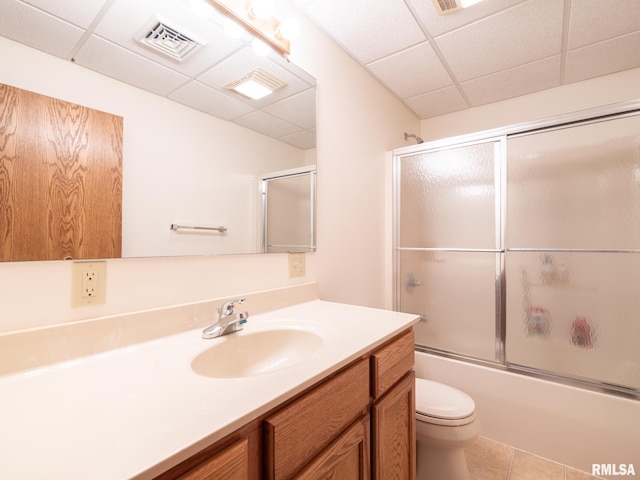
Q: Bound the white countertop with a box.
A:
[0,300,418,479]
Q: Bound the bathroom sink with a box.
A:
[191,328,323,378]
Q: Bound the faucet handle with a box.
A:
[219,298,245,317]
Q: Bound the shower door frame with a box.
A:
[392,99,640,398]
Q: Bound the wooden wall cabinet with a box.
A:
[156,328,415,480]
[0,83,123,261]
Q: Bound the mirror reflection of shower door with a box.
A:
[395,139,503,362]
[261,167,316,253]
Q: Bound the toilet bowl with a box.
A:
[415,378,480,480]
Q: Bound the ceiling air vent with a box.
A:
[137,16,205,61]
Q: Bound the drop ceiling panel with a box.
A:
[73,35,190,96]
[93,0,242,77]
[20,0,110,28]
[404,85,468,118]
[565,31,640,84]
[462,55,561,106]
[169,80,255,120]
[263,88,317,130]
[279,130,316,150]
[305,0,426,64]
[234,111,301,139]
[434,0,564,82]
[0,1,84,58]
[406,0,528,37]
[567,0,640,50]
[197,47,312,108]
[367,41,453,99]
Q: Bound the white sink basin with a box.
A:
[191,328,323,378]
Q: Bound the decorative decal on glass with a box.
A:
[525,306,551,338]
[571,316,596,349]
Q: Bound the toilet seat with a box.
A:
[416,378,476,427]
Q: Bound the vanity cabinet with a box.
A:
[155,422,262,480]
[371,329,416,480]
[264,358,370,479]
[155,328,415,480]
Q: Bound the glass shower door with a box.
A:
[506,114,640,390]
[395,139,504,362]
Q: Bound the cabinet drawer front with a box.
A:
[265,359,370,480]
[371,329,415,398]
[178,438,248,480]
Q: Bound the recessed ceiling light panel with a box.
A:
[225,68,287,100]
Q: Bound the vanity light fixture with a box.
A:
[225,68,287,100]
[206,0,299,56]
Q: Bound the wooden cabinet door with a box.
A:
[296,416,370,480]
[372,371,416,480]
[264,359,370,480]
[0,83,123,261]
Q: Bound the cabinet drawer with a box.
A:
[371,329,415,398]
[264,359,370,480]
[176,438,248,480]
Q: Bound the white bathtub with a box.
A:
[414,351,640,479]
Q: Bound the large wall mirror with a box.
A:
[0,0,316,262]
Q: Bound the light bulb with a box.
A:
[278,17,300,40]
[252,38,270,56]
[250,0,275,19]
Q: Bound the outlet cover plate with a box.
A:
[288,252,305,277]
[72,261,107,307]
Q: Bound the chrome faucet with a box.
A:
[202,298,249,339]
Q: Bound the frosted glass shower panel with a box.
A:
[507,114,640,250]
[399,250,497,361]
[506,251,640,390]
[399,141,500,249]
[263,172,315,253]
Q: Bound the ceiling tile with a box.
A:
[304,0,426,64]
[565,31,640,84]
[279,130,316,149]
[406,0,527,37]
[434,0,564,82]
[169,81,255,120]
[20,0,110,28]
[568,0,640,50]
[0,1,83,58]
[93,0,243,77]
[73,35,190,96]
[263,88,317,130]
[462,55,561,106]
[404,85,468,118]
[234,111,301,139]
[367,41,453,99]
[197,47,312,108]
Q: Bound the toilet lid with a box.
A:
[415,378,475,420]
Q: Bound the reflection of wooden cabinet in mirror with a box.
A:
[0,83,123,261]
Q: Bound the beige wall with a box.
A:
[0,2,419,332]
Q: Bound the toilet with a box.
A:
[415,378,481,480]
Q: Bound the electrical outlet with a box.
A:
[288,252,305,278]
[72,261,107,307]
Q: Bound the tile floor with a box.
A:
[465,436,604,480]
